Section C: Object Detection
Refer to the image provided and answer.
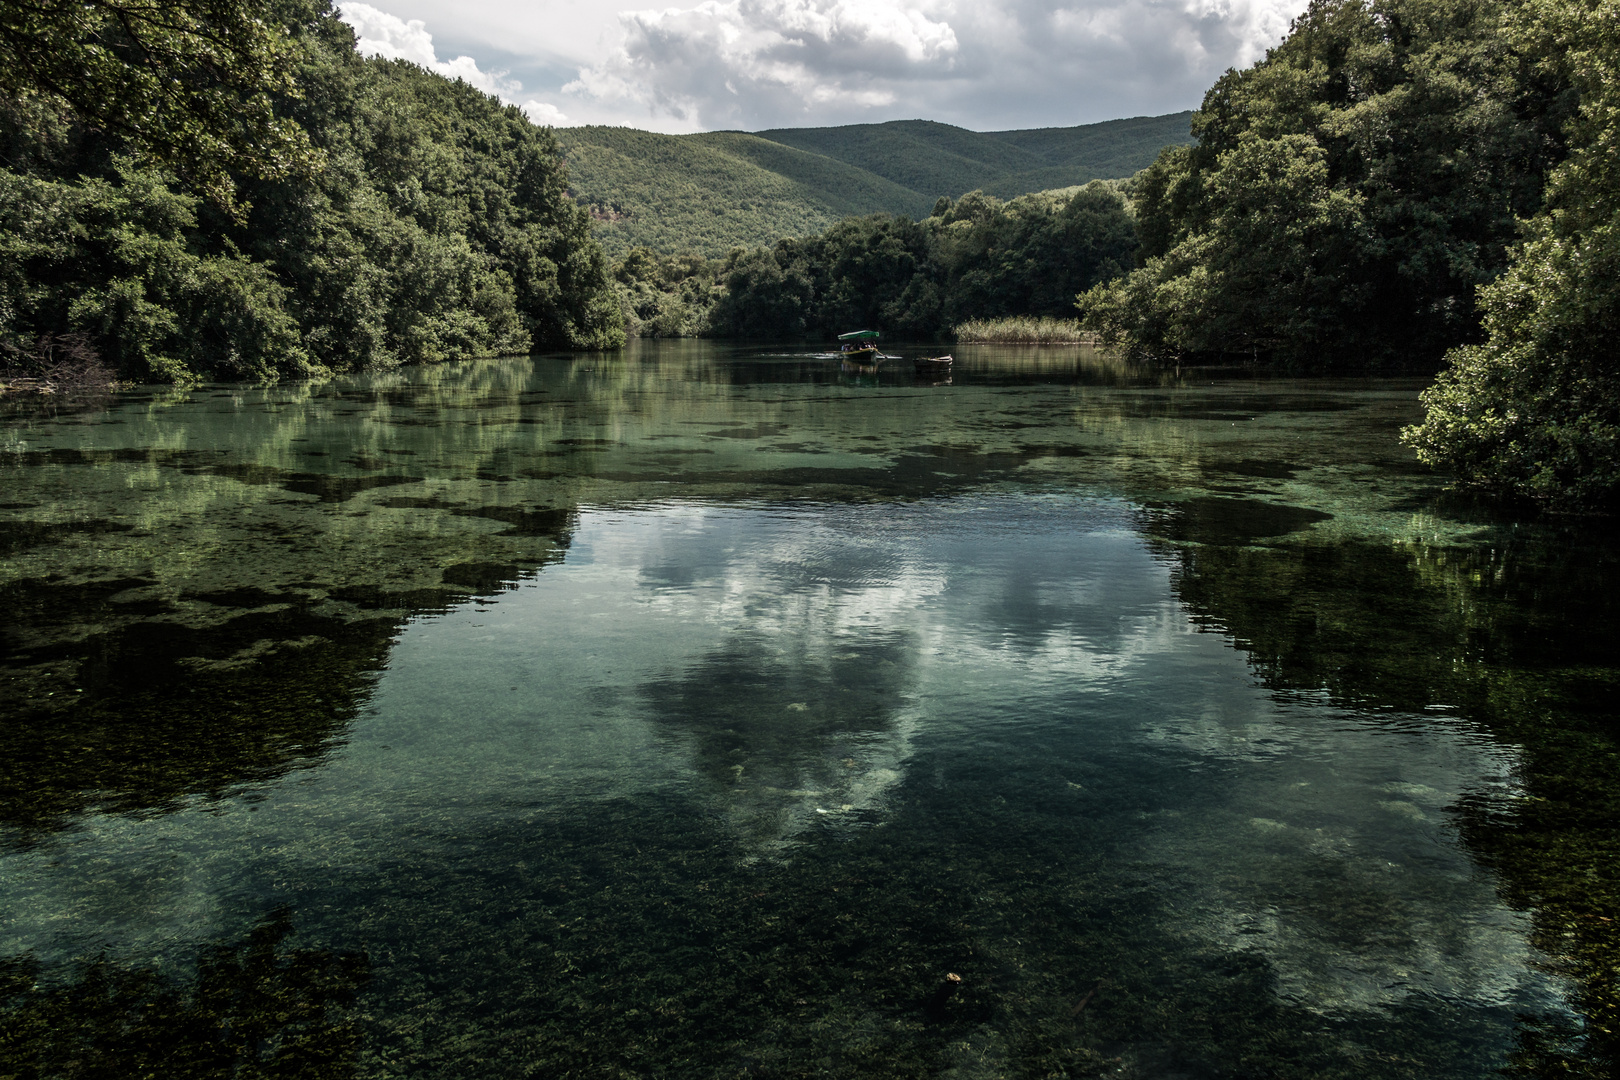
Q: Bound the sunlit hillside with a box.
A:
[559,127,935,260]
[558,112,1195,258]
[756,113,1196,199]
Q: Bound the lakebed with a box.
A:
[2,341,1615,1078]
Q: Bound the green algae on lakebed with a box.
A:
[1,342,1616,1079]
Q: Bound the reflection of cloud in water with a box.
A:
[643,633,919,853]
[361,496,1168,852]
[1133,644,1556,1017]
[584,502,947,848]
[0,496,1558,1030]
[618,500,950,633]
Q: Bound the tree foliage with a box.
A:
[560,116,1193,260]
[1,162,310,382]
[611,247,723,339]
[693,184,1136,340]
[1404,0,1620,509]
[0,0,622,384]
[1079,0,1569,369]
[0,0,319,214]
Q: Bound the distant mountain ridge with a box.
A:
[559,112,1194,258]
[755,114,1194,200]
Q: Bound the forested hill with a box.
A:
[558,128,935,260]
[755,114,1197,201]
[559,112,1194,258]
[0,1,623,385]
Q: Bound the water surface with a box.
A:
[2,342,1616,1078]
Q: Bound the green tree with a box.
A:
[1079,135,1366,359]
[238,37,621,367]
[812,214,938,335]
[698,184,1136,341]
[611,247,720,337]
[1080,0,1567,369]
[708,244,817,338]
[1404,0,1620,509]
[0,161,312,382]
[0,1,623,382]
[0,0,320,214]
[938,183,1136,326]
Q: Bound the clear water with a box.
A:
[2,342,1616,1078]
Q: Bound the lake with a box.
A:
[2,341,1616,1078]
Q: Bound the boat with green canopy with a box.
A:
[837,330,881,361]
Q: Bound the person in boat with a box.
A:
[838,330,880,355]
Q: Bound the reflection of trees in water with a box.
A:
[0,504,576,843]
[1,367,586,841]
[0,585,398,844]
[642,631,917,849]
[1146,503,1620,1077]
[0,908,368,1079]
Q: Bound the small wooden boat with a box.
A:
[914,354,953,372]
[837,329,881,361]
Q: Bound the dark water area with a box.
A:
[1,341,1616,1079]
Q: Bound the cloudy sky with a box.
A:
[335,0,1308,133]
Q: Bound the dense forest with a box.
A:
[1063,0,1616,506]
[2,0,1615,506]
[0,0,623,386]
[605,184,1136,340]
[561,113,1192,258]
[1076,0,1569,370]
[1404,0,1620,509]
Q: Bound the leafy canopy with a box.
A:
[0,1,623,383]
[0,0,320,213]
[1079,0,1567,369]
[693,184,1136,340]
[1404,0,1620,509]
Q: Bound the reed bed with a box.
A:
[953,317,1098,344]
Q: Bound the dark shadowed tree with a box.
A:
[1404,0,1620,509]
[0,0,320,214]
[0,1,622,382]
[1078,0,1570,369]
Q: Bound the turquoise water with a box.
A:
[2,342,1616,1078]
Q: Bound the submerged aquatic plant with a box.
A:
[0,909,369,1079]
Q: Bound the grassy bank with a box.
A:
[954,317,1097,344]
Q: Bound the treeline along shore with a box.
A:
[0,0,625,390]
[608,185,1136,342]
[0,0,1616,507]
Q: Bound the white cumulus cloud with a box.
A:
[1184,0,1303,65]
[562,0,1307,130]
[565,0,960,128]
[523,100,572,126]
[336,1,1313,131]
[336,2,571,125]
